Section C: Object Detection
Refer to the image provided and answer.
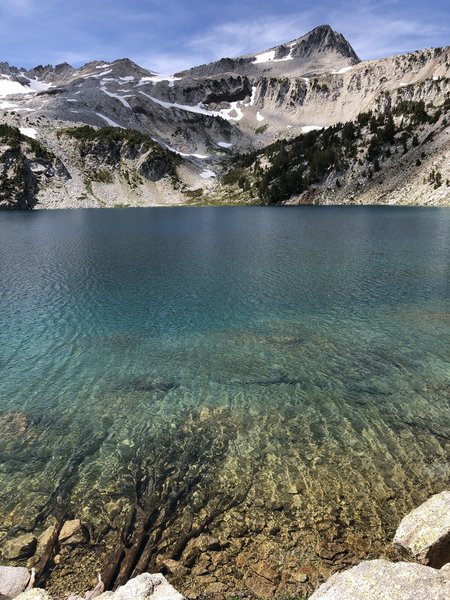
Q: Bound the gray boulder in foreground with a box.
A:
[107,574,184,600]
[0,566,31,598]
[13,590,51,600]
[393,490,450,568]
[92,574,184,600]
[309,560,450,600]
[14,574,184,600]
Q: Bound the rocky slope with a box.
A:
[0,124,70,209]
[216,95,450,206]
[0,25,449,208]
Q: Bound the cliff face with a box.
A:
[0,125,70,210]
[0,26,449,208]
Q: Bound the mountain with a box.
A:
[0,25,449,209]
[175,24,360,78]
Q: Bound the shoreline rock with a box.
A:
[1,491,449,599]
[308,490,450,599]
[12,574,184,600]
[393,490,450,568]
[0,566,32,598]
[309,560,450,599]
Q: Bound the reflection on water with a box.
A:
[0,207,449,596]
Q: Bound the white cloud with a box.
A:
[329,1,450,59]
[184,2,449,69]
[1,0,448,74]
[188,12,317,61]
[135,52,200,75]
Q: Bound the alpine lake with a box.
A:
[0,206,449,597]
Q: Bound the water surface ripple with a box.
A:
[0,207,449,595]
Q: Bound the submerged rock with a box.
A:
[113,377,179,395]
[0,566,31,598]
[182,535,221,566]
[59,520,90,548]
[157,559,188,578]
[0,412,29,438]
[393,490,450,568]
[2,534,37,561]
[35,526,57,560]
[130,378,179,393]
[309,560,450,599]
[244,574,276,598]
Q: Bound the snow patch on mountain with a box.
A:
[95,113,124,127]
[137,74,181,87]
[301,125,323,133]
[19,127,38,139]
[200,169,216,179]
[243,86,257,107]
[0,100,19,109]
[332,66,354,74]
[100,82,132,108]
[253,49,294,64]
[164,143,208,159]
[139,91,223,118]
[0,77,51,97]
[254,50,276,64]
[219,102,244,121]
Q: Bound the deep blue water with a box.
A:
[0,206,449,568]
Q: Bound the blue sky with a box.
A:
[1,0,449,73]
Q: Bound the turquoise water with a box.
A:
[0,207,449,592]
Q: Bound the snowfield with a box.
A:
[137,74,181,87]
[332,66,354,74]
[253,47,294,64]
[100,81,133,108]
[139,91,222,117]
[19,127,38,139]
[0,77,51,97]
[243,86,257,107]
[301,125,323,133]
[200,169,216,179]
[219,102,244,121]
[164,144,208,159]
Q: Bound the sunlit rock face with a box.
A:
[394,491,450,568]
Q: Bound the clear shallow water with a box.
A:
[0,207,449,593]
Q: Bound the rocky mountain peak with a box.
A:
[291,24,360,62]
[260,24,360,75]
[177,25,359,79]
[26,62,75,83]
